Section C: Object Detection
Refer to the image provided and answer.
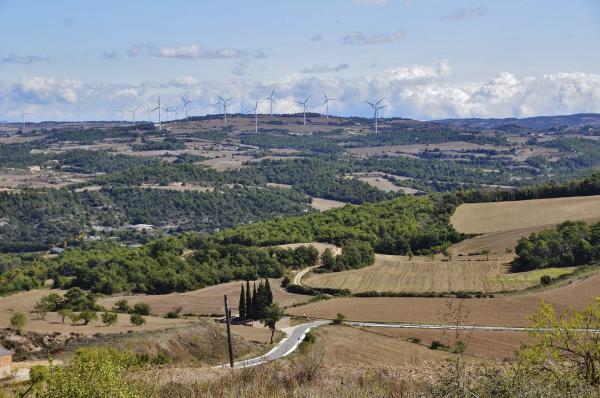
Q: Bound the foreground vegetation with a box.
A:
[5,300,600,397]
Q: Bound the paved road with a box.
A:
[217,320,330,368]
[349,321,600,333]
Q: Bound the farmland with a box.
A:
[451,195,600,234]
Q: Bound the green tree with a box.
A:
[101,312,118,327]
[130,313,145,326]
[245,279,252,319]
[57,308,72,324]
[132,302,150,316]
[265,278,273,305]
[260,303,284,344]
[77,310,97,325]
[238,284,246,319]
[10,311,26,331]
[112,299,130,313]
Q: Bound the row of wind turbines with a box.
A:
[118,89,389,133]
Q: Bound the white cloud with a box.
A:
[2,62,600,121]
[443,6,488,21]
[310,34,323,42]
[1,54,49,64]
[340,30,404,45]
[302,63,350,74]
[158,44,246,60]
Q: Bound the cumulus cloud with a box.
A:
[443,6,488,21]
[127,44,154,58]
[2,62,600,121]
[310,34,323,42]
[302,63,350,74]
[1,54,49,64]
[340,30,404,45]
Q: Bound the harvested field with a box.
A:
[368,328,530,360]
[310,197,346,211]
[140,183,214,192]
[288,271,600,326]
[304,253,574,293]
[99,278,308,317]
[200,155,253,171]
[316,325,450,366]
[276,242,340,256]
[451,195,600,234]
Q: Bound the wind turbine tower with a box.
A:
[150,96,162,132]
[322,90,337,119]
[246,101,259,134]
[265,89,276,117]
[116,109,124,126]
[367,98,387,134]
[128,107,139,125]
[296,96,311,126]
[218,96,234,126]
[20,111,30,129]
[181,96,193,121]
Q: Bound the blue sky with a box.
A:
[1,0,599,121]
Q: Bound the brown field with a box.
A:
[346,142,505,157]
[140,183,214,192]
[367,328,530,360]
[451,195,600,234]
[0,169,88,189]
[288,271,600,326]
[0,290,192,335]
[276,242,340,256]
[310,197,346,211]
[316,325,451,366]
[304,253,575,293]
[200,155,253,170]
[99,278,308,316]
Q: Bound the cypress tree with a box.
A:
[252,283,258,318]
[265,278,273,304]
[238,284,246,319]
[245,279,252,319]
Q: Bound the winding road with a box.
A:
[217,320,330,368]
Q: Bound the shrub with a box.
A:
[429,340,448,350]
[165,306,182,319]
[78,310,98,325]
[540,275,552,286]
[101,312,118,326]
[132,302,150,316]
[113,299,130,313]
[333,313,346,325]
[10,312,27,331]
[130,313,145,326]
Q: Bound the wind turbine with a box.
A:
[150,96,162,132]
[265,89,276,117]
[116,109,124,125]
[367,98,387,134]
[181,95,193,120]
[322,90,337,119]
[296,96,311,126]
[128,107,139,125]
[162,105,176,122]
[218,96,234,126]
[245,100,259,134]
[20,111,30,129]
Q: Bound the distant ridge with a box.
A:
[435,113,600,131]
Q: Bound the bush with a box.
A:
[132,302,150,316]
[333,313,346,325]
[303,330,317,344]
[429,340,448,350]
[540,275,552,286]
[101,312,118,326]
[130,313,145,326]
[10,312,27,330]
[113,299,130,313]
[165,306,182,319]
[77,310,98,325]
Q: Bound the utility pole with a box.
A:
[224,295,234,368]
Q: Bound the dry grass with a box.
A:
[310,197,346,211]
[99,278,308,317]
[288,271,600,326]
[304,253,575,293]
[368,328,530,360]
[451,195,600,234]
[316,325,450,366]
